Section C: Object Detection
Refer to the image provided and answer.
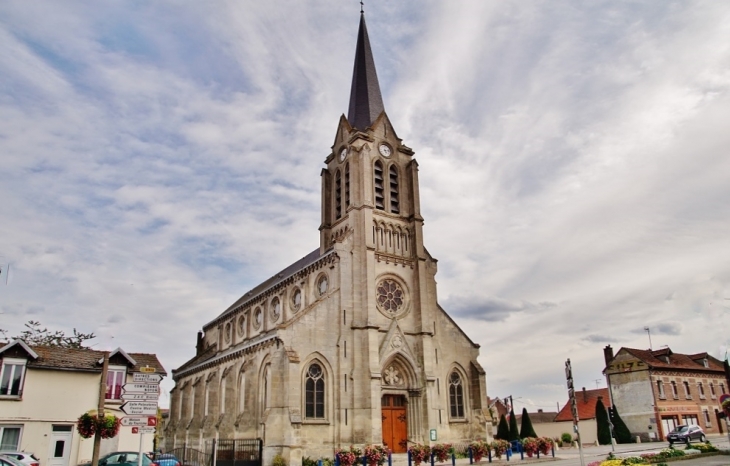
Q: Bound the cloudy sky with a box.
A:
[2,1,729,412]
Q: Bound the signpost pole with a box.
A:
[138,433,144,466]
[566,359,585,466]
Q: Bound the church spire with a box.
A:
[347,12,385,131]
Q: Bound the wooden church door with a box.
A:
[382,395,408,453]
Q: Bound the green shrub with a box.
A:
[519,408,538,439]
[595,398,612,445]
[508,409,520,441]
[272,454,287,466]
[302,458,317,466]
[496,415,510,440]
[561,432,573,444]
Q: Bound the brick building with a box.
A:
[603,345,727,441]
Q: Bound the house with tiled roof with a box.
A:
[538,387,611,445]
[603,345,727,441]
[554,387,610,422]
[0,340,166,466]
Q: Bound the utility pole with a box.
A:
[92,352,109,466]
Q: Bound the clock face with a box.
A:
[339,148,348,162]
[379,144,391,157]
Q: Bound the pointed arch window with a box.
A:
[389,165,399,214]
[374,161,384,210]
[305,363,325,419]
[335,170,342,219]
[449,371,465,419]
[345,163,351,208]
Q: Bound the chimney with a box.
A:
[196,331,204,355]
[583,387,587,402]
[603,345,614,366]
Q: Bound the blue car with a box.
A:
[151,455,180,466]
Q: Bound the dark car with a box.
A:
[666,424,705,445]
[79,452,154,466]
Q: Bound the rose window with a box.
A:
[376,279,404,314]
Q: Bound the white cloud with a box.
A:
[1,0,729,410]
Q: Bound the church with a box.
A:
[166,11,491,464]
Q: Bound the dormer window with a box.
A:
[0,358,27,397]
[703,358,708,368]
[106,365,127,400]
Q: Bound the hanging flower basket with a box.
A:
[77,413,96,439]
[98,414,121,439]
[76,413,121,439]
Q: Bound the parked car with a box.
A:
[151,454,180,466]
[1,455,28,466]
[666,424,705,444]
[79,452,154,466]
[0,453,39,466]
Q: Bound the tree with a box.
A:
[609,405,633,443]
[496,414,510,440]
[595,398,612,445]
[519,407,538,439]
[1,320,95,348]
[508,409,520,441]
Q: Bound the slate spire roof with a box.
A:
[347,12,385,131]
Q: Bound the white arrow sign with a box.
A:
[133,373,163,383]
[122,393,160,402]
[122,383,159,394]
[120,401,158,415]
[121,416,157,427]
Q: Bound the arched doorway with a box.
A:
[381,394,408,453]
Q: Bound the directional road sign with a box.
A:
[122,393,160,402]
[133,373,163,383]
[121,416,157,427]
[122,383,160,394]
[131,426,156,434]
[121,401,158,416]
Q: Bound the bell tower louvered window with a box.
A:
[335,170,342,219]
[345,163,351,208]
[389,165,399,214]
[374,161,384,210]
